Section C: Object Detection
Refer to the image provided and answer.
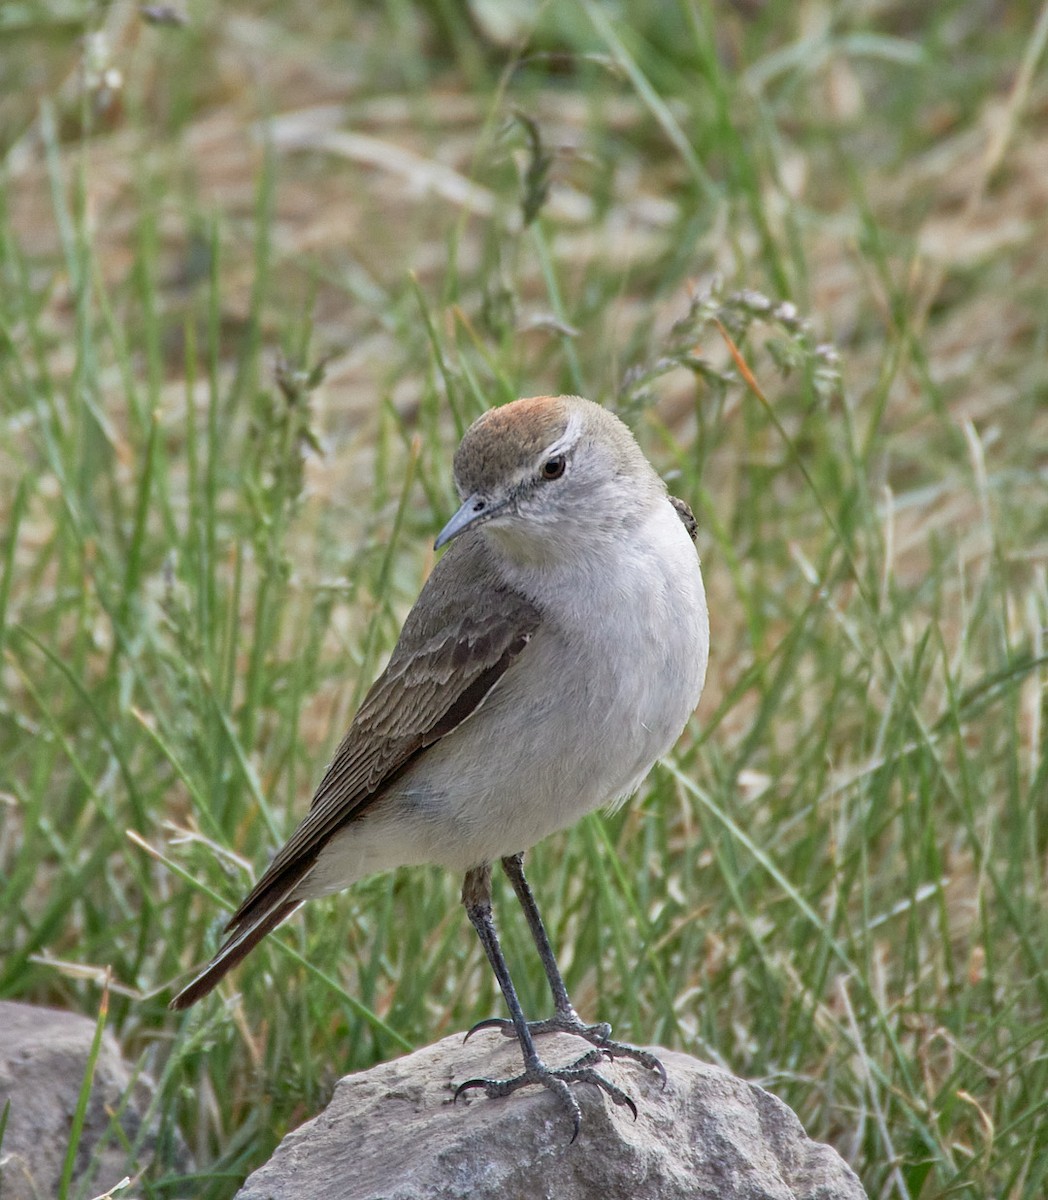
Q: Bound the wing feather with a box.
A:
[222,537,541,936]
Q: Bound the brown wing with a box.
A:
[170,536,541,1010]
[225,535,541,932]
[229,609,538,931]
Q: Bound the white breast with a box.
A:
[302,496,708,894]
[558,497,709,800]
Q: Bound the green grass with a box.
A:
[1,2,1046,1197]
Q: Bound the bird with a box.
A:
[170,394,709,1138]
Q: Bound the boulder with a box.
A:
[0,999,186,1200]
[235,1031,867,1199]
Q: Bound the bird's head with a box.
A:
[435,395,665,566]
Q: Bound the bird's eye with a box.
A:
[540,455,566,480]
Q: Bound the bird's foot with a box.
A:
[453,1048,637,1142]
[465,1011,667,1085]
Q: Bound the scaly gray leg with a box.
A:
[465,853,666,1085]
[455,863,637,1141]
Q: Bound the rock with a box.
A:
[235,1032,867,1199]
[0,1000,188,1200]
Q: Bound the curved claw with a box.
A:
[546,1074,583,1145]
[618,1088,639,1121]
[567,1107,582,1145]
[651,1056,669,1090]
[463,1016,514,1043]
[453,1076,491,1103]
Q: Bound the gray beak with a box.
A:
[434,494,501,550]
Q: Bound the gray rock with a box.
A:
[0,1000,187,1200]
[235,1032,867,1200]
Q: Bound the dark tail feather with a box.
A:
[169,897,300,1010]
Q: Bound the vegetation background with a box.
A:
[1,1,1045,1196]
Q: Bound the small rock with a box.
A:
[235,1032,867,1199]
[0,1000,188,1200]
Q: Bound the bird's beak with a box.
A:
[434,494,502,550]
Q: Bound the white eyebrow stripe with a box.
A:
[544,410,583,458]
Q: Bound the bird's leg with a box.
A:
[465,853,666,1085]
[454,864,637,1140]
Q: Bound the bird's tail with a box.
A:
[169,884,305,1011]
